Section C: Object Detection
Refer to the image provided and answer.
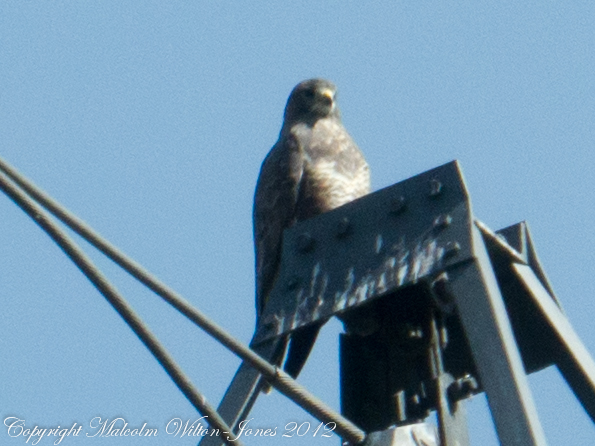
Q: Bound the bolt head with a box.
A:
[448,375,479,402]
[433,214,453,231]
[336,217,351,238]
[286,276,300,290]
[443,241,461,258]
[429,179,443,197]
[296,233,315,253]
[262,318,278,332]
[389,195,407,214]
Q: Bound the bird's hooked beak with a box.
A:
[320,88,336,112]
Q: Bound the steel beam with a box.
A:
[513,263,595,423]
[447,225,547,446]
[199,339,280,446]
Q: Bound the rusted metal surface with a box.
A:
[255,161,474,344]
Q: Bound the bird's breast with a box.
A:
[303,159,366,210]
[295,120,370,219]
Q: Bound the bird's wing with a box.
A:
[253,133,303,319]
[284,122,370,380]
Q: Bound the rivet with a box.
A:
[433,214,452,230]
[429,179,443,197]
[401,323,424,340]
[262,318,279,333]
[407,328,424,339]
[389,195,407,214]
[296,233,315,253]
[443,241,461,258]
[431,272,455,314]
[410,393,422,406]
[336,217,351,238]
[286,277,300,291]
[448,375,479,402]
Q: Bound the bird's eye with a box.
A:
[303,90,315,99]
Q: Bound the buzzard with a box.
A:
[253,78,370,385]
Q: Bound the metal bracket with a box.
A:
[256,161,473,344]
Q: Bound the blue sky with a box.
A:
[1,2,594,445]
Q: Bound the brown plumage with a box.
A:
[253,78,370,384]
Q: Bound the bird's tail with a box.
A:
[260,323,322,393]
[283,323,322,380]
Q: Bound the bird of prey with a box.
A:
[253,78,370,385]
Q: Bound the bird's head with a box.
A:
[283,78,340,126]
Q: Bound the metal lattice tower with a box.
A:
[3,157,595,446]
[206,161,595,446]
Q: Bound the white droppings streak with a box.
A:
[309,262,321,298]
[334,267,355,311]
[375,234,384,254]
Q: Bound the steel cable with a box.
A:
[0,156,366,445]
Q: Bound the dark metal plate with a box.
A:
[255,161,474,344]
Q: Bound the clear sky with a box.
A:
[1,2,594,445]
